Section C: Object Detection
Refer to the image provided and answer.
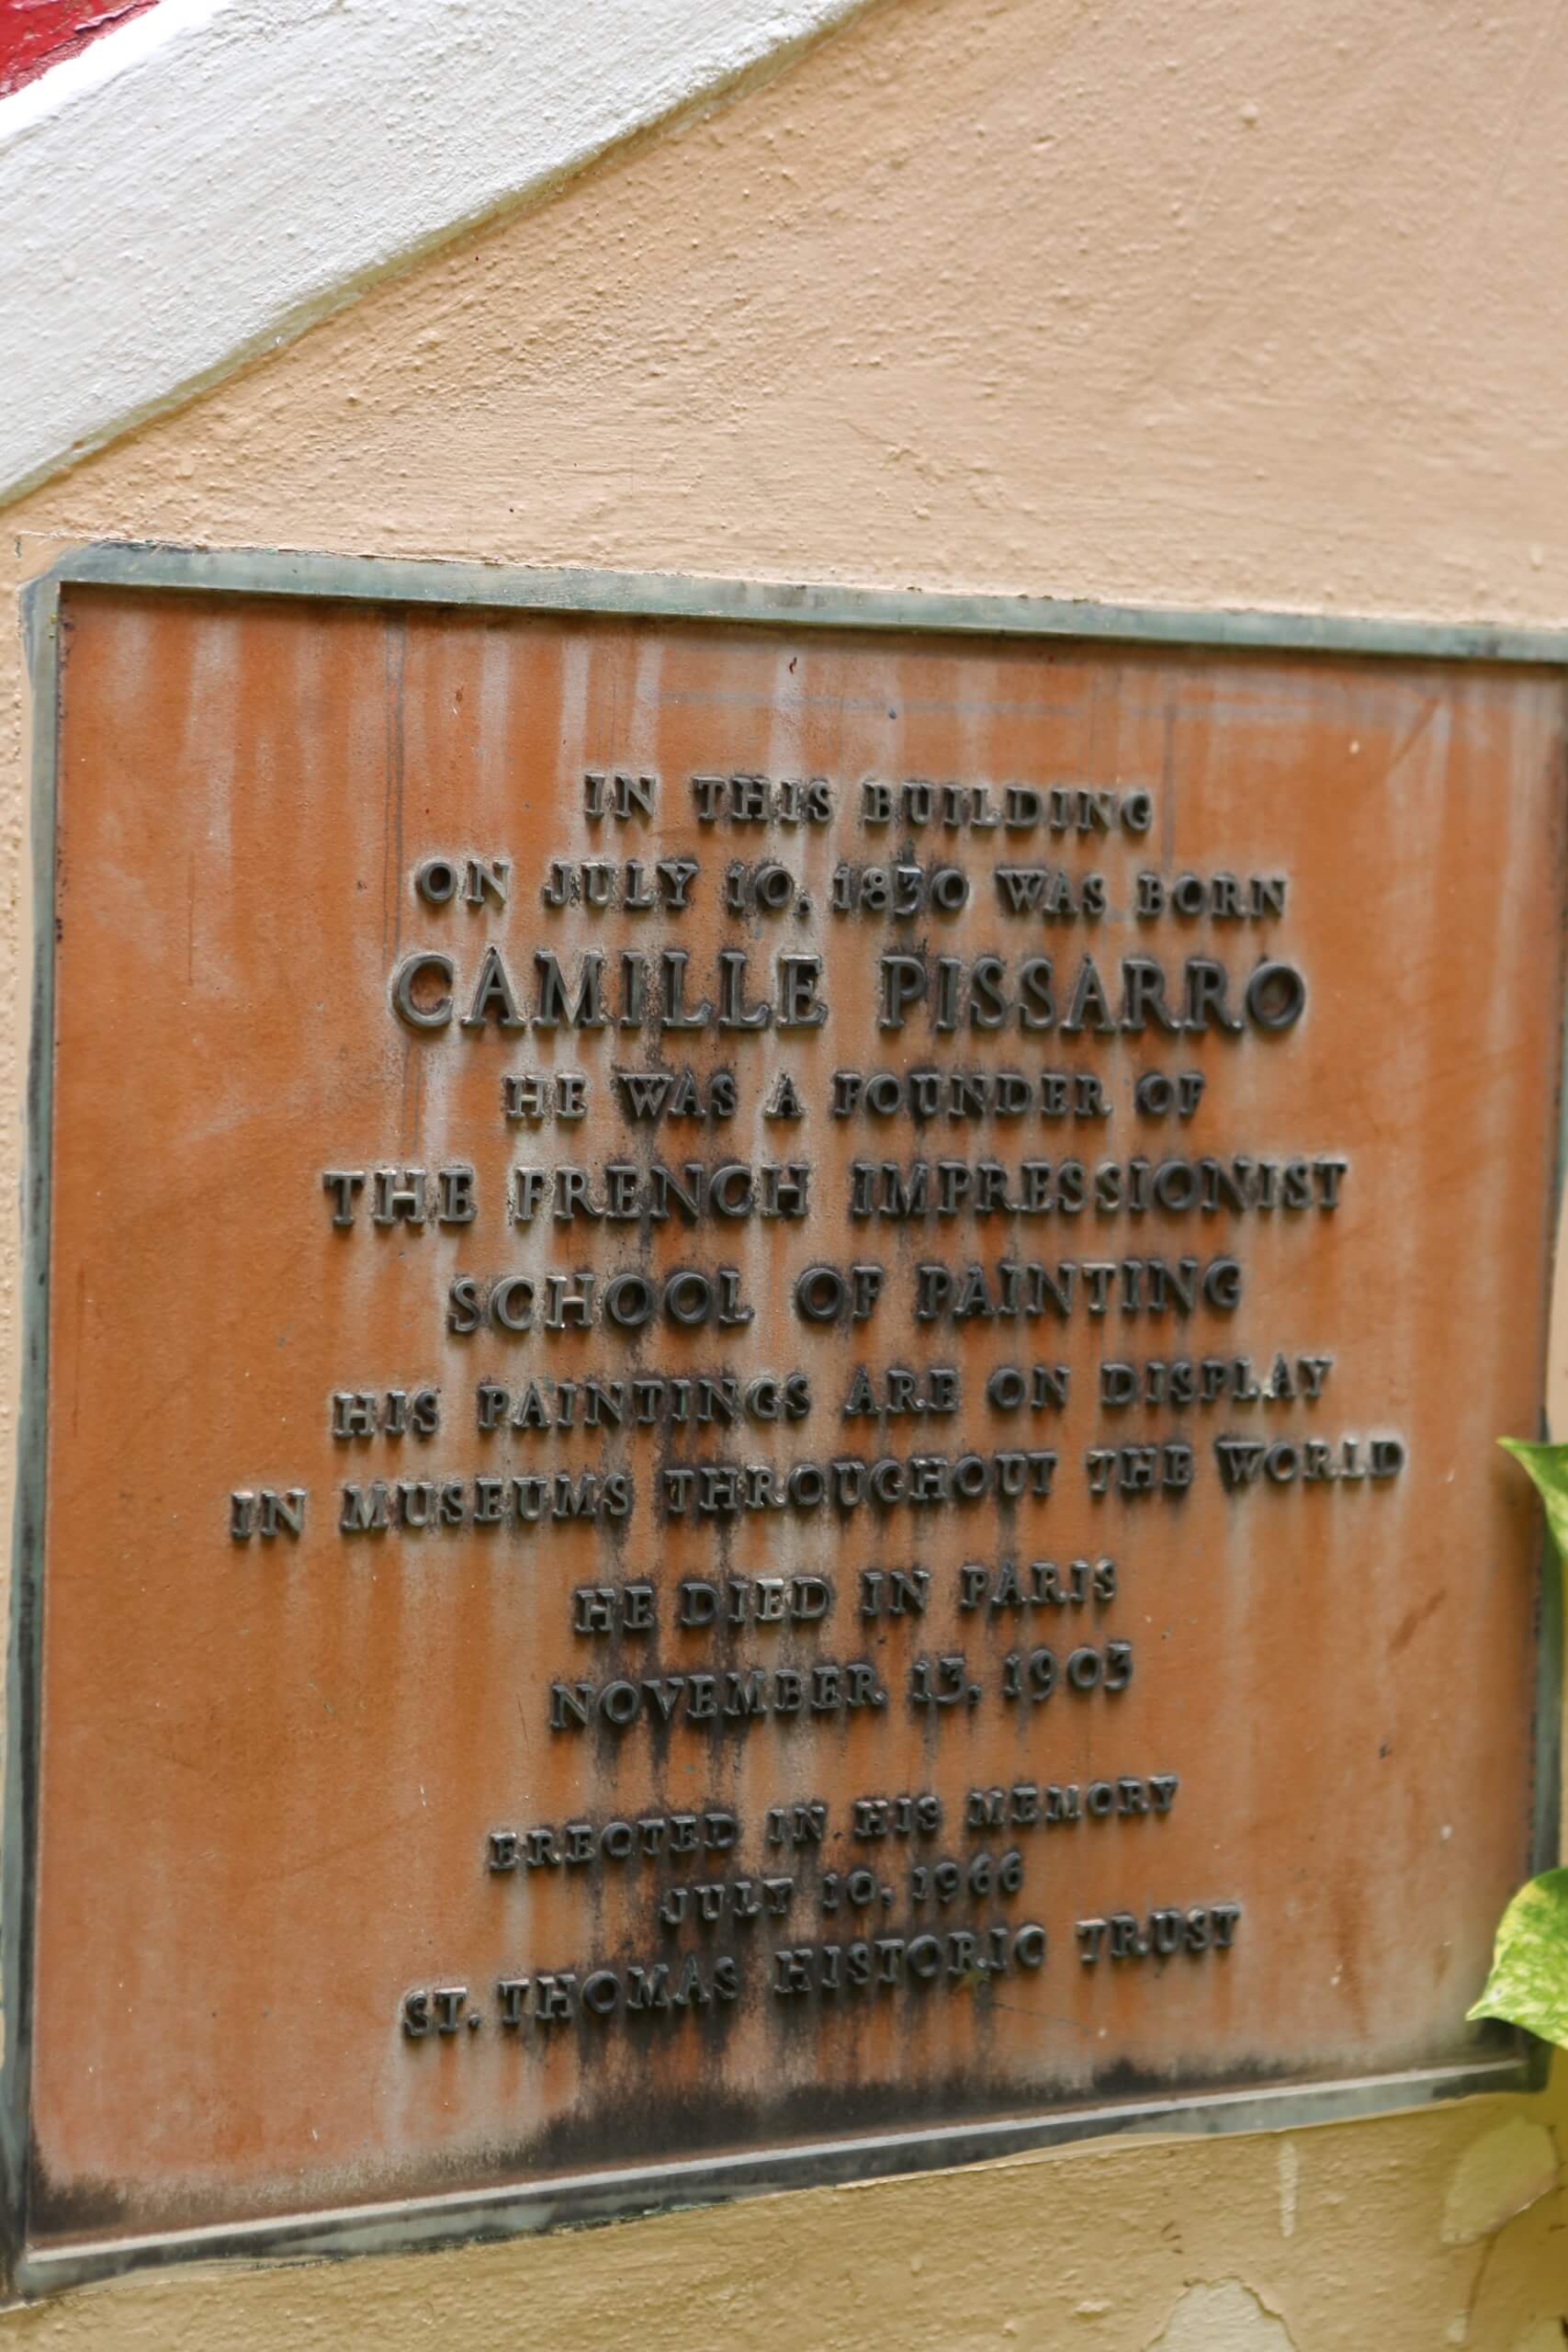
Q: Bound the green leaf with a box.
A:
[1472,1450,1568,2047]
[1498,1438,1568,1562]
[1468,1869,1568,2046]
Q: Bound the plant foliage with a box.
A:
[1469,1868,1568,2045]
[1467,1441,1568,2047]
[1498,1438,1568,1565]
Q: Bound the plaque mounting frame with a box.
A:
[6,538,1564,2301]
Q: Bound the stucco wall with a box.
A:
[3,0,1567,2340]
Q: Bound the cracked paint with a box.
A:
[1146,2280,1296,2352]
[1443,2122,1562,2247]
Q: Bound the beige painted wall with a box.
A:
[4,0,1568,2341]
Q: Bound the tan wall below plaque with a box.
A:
[4,0,1568,2342]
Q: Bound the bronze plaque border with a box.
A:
[6,540,1562,2299]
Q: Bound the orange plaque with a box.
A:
[8,553,1563,2287]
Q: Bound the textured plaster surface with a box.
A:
[0,0,874,501]
[9,0,1568,623]
[1147,2279,1296,2352]
[1444,2120,1562,2247]
[3,0,1568,2340]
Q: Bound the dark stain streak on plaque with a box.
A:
[17,574,1565,2262]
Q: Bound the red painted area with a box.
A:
[0,0,161,97]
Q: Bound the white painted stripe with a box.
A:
[0,0,231,141]
[0,0,868,503]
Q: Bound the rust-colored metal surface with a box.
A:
[26,582,1565,2248]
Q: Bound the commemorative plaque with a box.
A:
[9,556,1564,2282]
